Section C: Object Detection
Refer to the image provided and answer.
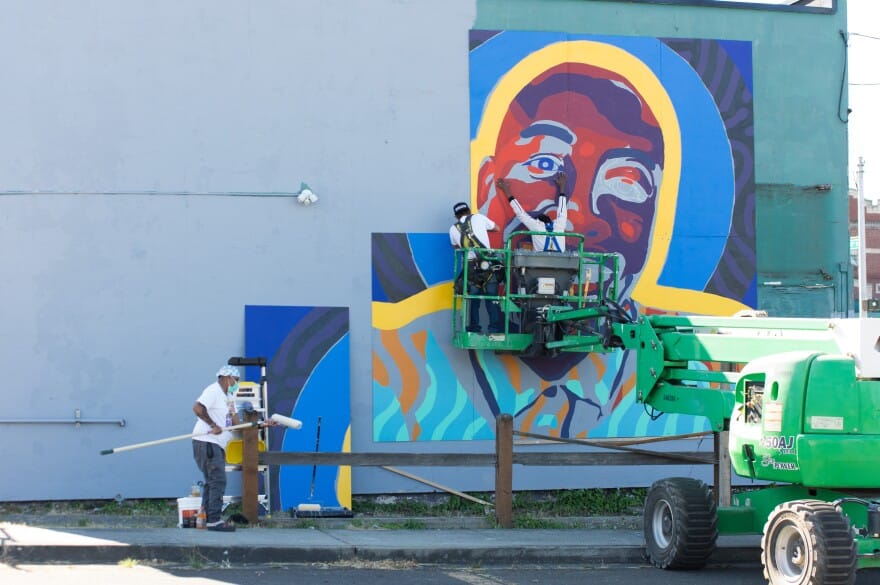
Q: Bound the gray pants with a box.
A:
[192,440,226,524]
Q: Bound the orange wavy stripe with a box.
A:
[372,350,390,387]
[380,330,419,414]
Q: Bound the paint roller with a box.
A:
[269,413,303,430]
[99,414,303,455]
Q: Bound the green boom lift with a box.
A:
[453,233,880,585]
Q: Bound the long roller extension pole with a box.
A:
[100,415,303,456]
[100,422,261,456]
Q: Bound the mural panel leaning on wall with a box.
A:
[245,305,352,513]
[373,31,756,443]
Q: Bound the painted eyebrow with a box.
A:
[601,148,660,172]
[521,122,575,145]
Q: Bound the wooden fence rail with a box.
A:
[244,413,719,528]
[258,451,712,467]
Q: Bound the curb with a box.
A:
[1,542,760,567]
[0,514,643,530]
[0,515,761,568]
[2,544,355,565]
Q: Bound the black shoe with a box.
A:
[466,326,482,333]
[206,520,235,532]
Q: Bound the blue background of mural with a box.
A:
[245,305,350,512]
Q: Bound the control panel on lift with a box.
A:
[452,230,623,355]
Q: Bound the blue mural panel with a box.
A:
[245,305,350,512]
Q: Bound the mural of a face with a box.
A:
[372,34,755,445]
[478,63,663,287]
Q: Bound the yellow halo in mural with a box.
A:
[470,40,748,316]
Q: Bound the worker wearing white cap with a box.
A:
[191,364,241,531]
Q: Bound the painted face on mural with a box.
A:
[478,63,664,282]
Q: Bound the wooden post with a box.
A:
[495,414,513,528]
[241,410,260,525]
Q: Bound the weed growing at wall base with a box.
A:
[0,488,647,526]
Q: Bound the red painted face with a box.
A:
[478,65,663,279]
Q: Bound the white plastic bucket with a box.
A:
[177,496,201,528]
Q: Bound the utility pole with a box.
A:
[858,157,868,318]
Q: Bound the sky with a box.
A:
[847,0,880,199]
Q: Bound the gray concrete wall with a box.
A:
[0,0,477,500]
[0,0,849,501]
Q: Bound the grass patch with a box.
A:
[511,516,569,529]
[347,518,430,530]
[98,498,177,516]
[0,498,177,517]
[374,519,427,530]
[188,549,206,569]
[352,493,492,517]
[512,488,646,516]
[352,488,644,518]
[0,488,646,524]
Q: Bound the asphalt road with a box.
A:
[5,562,880,584]
[0,562,816,585]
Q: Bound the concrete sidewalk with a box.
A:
[0,518,763,567]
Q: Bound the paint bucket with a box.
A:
[177,496,201,528]
[225,439,267,465]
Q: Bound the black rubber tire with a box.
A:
[643,477,718,569]
[761,499,856,585]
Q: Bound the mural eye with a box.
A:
[591,156,657,208]
[522,155,563,179]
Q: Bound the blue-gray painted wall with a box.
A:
[0,0,849,501]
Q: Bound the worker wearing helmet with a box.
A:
[191,364,241,531]
[496,171,569,252]
[450,201,504,334]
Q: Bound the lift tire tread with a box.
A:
[643,477,718,570]
[761,499,856,585]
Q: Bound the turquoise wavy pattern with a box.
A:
[372,323,709,441]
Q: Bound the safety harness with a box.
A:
[542,221,562,252]
[455,215,501,291]
[455,215,482,249]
